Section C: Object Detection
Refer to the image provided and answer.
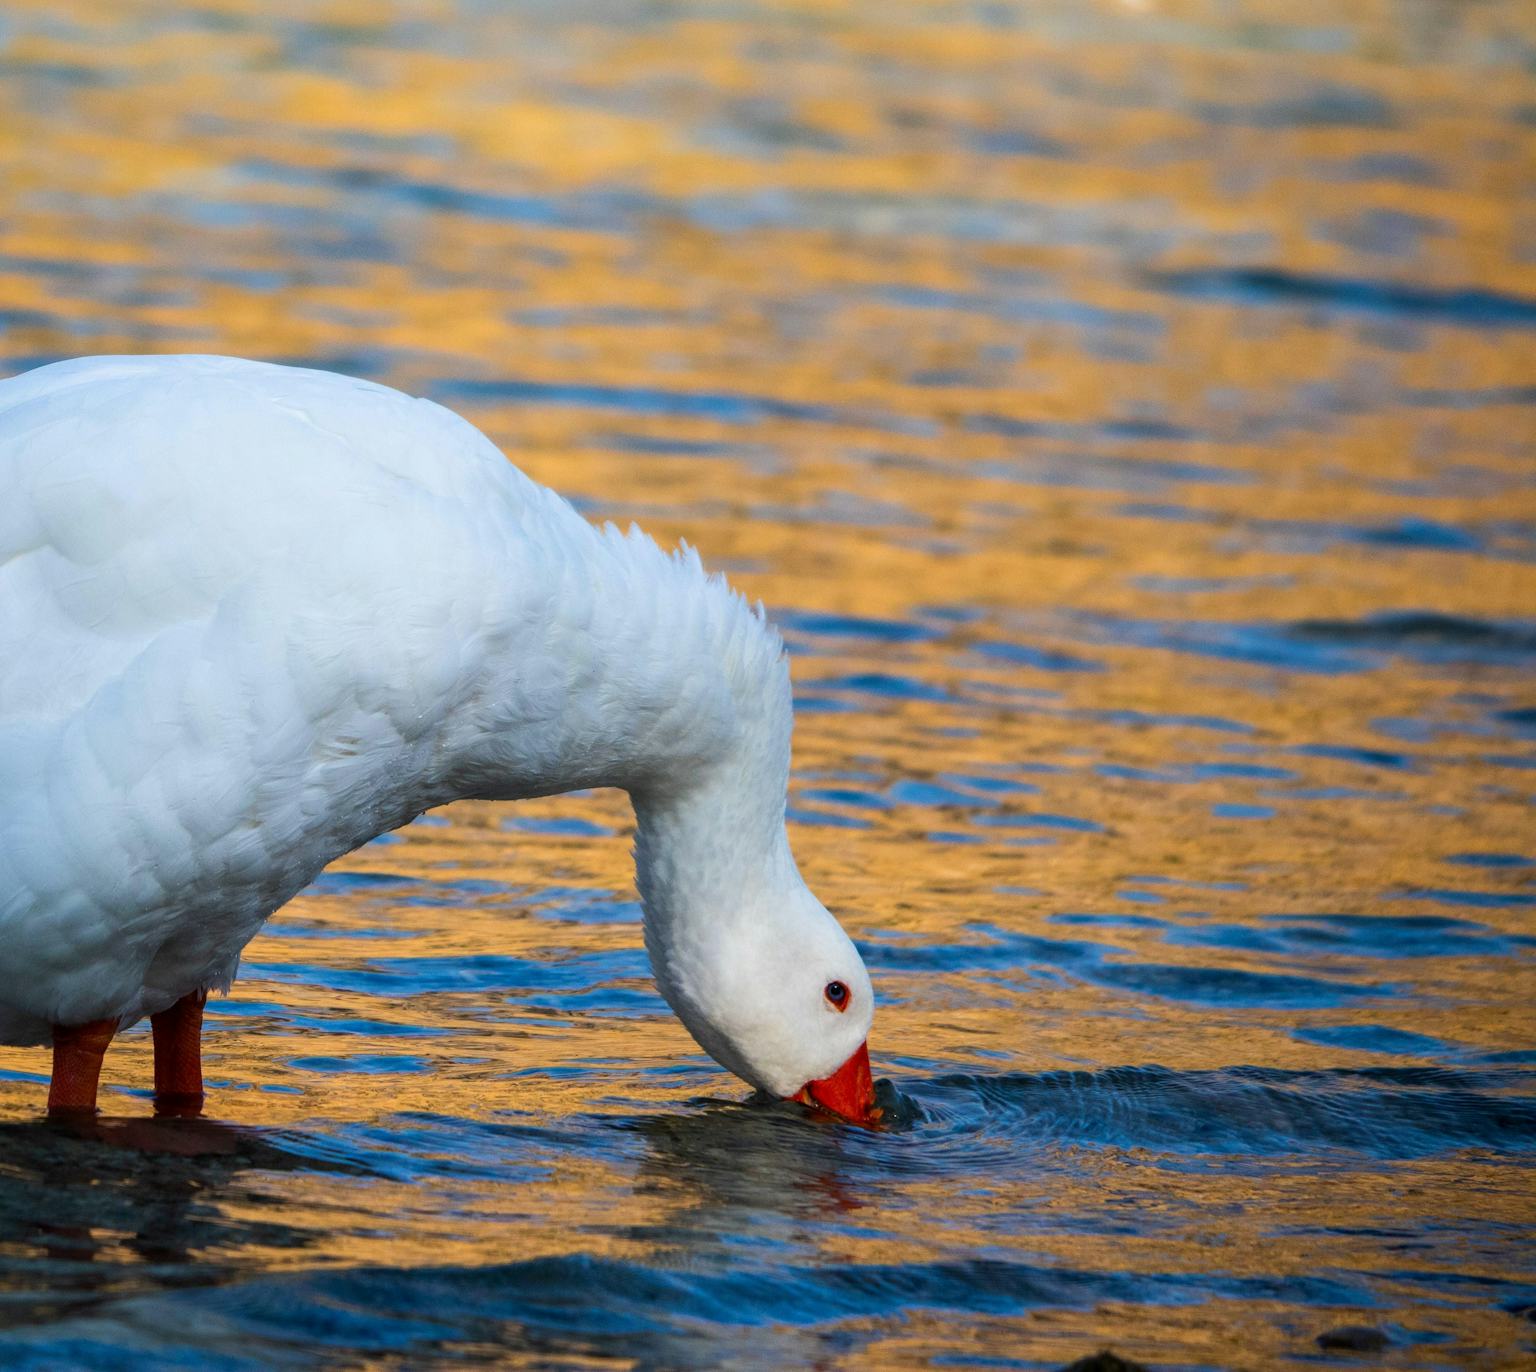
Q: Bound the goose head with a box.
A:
[644,875,878,1123]
[630,761,880,1125]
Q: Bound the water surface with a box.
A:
[1,1,1534,1367]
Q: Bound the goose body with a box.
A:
[0,355,876,1120]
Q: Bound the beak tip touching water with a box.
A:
[791,1041,882,1125]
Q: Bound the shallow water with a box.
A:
[1,1,1534,1367]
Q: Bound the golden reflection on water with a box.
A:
[2,0,1534,1366]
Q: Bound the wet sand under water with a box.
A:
[1,1,1534,1367]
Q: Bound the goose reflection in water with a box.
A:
[625,1101,872,1239]
[0,1115,325,1317]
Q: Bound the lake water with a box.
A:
[1,1,1534,1367]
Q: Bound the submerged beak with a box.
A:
[791,1042,881,1125]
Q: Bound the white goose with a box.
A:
[0,355,877,1123]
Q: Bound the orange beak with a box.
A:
[791,1041,881,1125]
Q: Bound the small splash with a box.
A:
[871,1075,926,1129]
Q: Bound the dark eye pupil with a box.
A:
[825,981,847,1006]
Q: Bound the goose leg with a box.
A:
[151,990,207,1116]
[48,1018,118,1116]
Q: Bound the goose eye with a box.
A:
[824,980,849,1011]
